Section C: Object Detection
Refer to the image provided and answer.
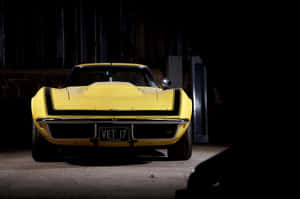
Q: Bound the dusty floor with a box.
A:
[0,145,228,199]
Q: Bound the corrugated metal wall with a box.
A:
[0,0,234,144]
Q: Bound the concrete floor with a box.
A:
[0,145,228,199]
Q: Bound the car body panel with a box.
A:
[52,82,172,111]
[31,63,192,148]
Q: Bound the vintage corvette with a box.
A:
[31,63,193,161]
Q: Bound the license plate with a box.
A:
[99,126,130,142]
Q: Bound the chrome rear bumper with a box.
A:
[36,118,189,142]
[37,118,188,124]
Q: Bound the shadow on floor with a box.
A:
[175,146,234,199]
[59,148,170,166]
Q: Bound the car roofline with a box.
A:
[75,63,148,69]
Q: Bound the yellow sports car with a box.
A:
[31,63,192,161]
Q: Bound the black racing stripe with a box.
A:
[45,87,180,116]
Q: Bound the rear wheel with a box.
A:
[32,122,58,162]
[168,125,192,160]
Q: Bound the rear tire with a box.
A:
[32,122,58,162]
[168,125,192,160]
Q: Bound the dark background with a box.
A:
[0,0,244,149]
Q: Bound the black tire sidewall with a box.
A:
[32,121,57,161]
[168,125,192,160]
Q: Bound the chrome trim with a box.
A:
[94,123,97,139]
[130,123,136,146]
[39,118,187,141]
[37,118,188,124]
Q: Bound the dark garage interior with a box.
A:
[0,0,239,198]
